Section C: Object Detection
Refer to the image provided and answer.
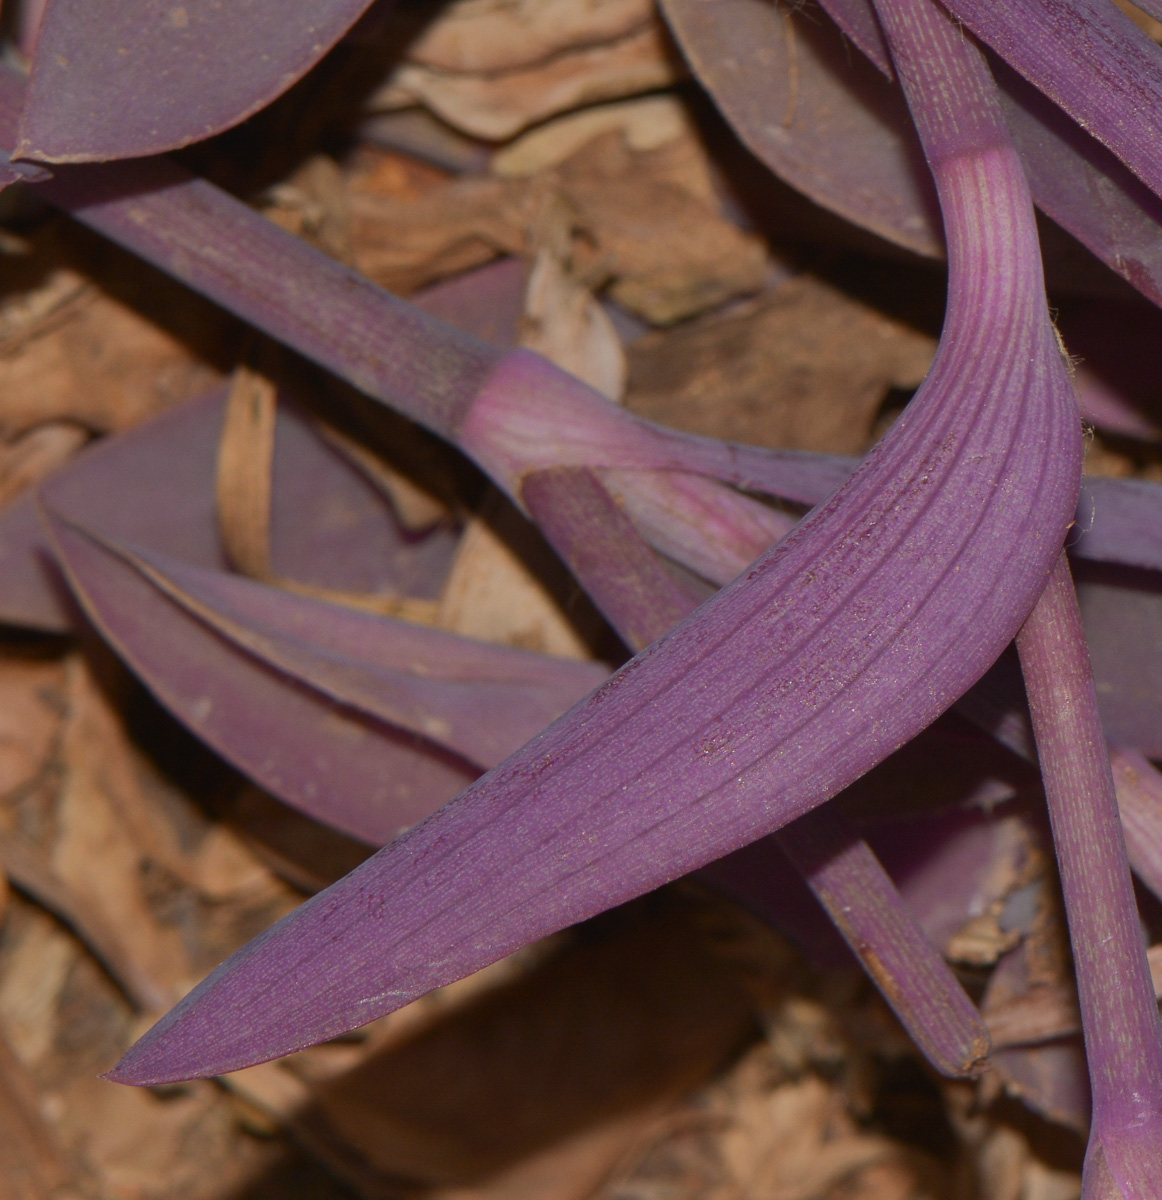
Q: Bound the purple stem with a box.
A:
[776,808,990,1076]
[1017,554,1162,1192]
[520,467,706,652]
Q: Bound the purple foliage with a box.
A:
[4,0,1162,1175]
[16,0,381,161]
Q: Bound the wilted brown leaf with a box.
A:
[0,228,238,436]
[556,131,767,323]
[406,0,657,73]
[626,274,937,453]
[373,19,684,141]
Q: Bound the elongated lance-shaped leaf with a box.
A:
[939,0,1162,208]
[0,388,457,632]
[52,437,998,1067]
[44,516,478,843]
[1016,554,1162,1197]
[522,464,990,1077]
[107,10,1082,1079]
[16,0,382,162]
[42,515,608,843]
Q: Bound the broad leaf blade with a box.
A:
[17,0,380,162]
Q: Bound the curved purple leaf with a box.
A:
[16,0,381,162]
[660,0,943,257]
[518,463,989,1080]
[72,523,606,775]
[107,27,1082,1081]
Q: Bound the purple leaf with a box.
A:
[0,388,456,632]
[43,514,607,843]
[940,0,1162,207]
[520,463,989,1078]
[44,514,478,844]
[105,7,1082,1081]
[16,0,381,162]
[660,0,943,257]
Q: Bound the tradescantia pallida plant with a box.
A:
[8,0,1162,1192]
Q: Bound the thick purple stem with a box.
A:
[1017,554,1162,1192]
[776,808,990,1076]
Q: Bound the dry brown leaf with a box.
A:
[558,132,767,324]
[598,1043,948,1200]
[350,174,534,294]
[437,1107,668,1200]
[0,422,89,509]
[0,653,65,804]
[374,20,683,141]
[626,275,937,452]
[56,1074,271,1200]
[217,363,279,580]
[0,1022,77,1200]
[49,657,207,1006]
[493,94,692,178]
[297,895,754,1189]
[0,902,80,1069]
[520,247,627,399]
[260,155,354,264]
[0,229,237,436]
[0,828,171,1012]
[349,119,756,324]
[406,0,656,73]
[437,490,603,658]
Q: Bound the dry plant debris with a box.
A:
[7,0,1162,1194]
